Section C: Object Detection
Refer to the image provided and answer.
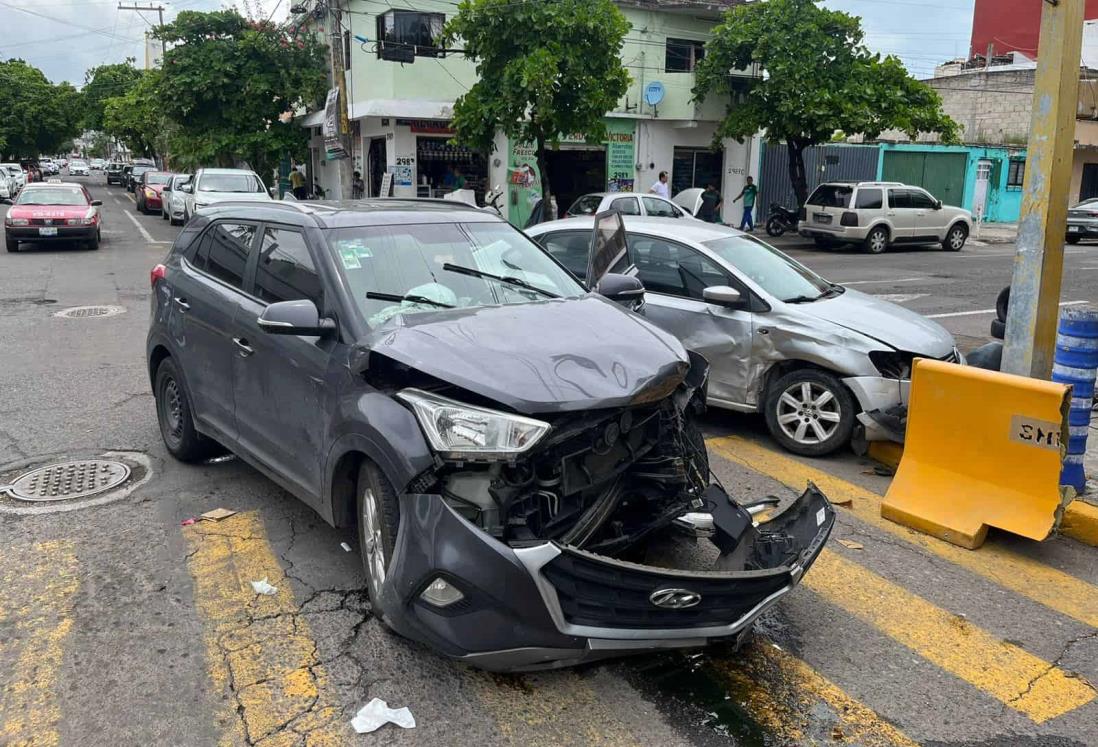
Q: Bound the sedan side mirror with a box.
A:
[90,200,102,206]
[258,300,337,337]
[703,285,743,308]
[596,273,645,308]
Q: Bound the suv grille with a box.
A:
[541,547,788,630]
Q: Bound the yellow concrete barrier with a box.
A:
[881,359,1071,549]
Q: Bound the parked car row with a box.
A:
[119,166,273,225]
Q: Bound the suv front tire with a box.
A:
[943,223,968,252]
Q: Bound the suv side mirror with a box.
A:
[258,300,337,337]
[596,273,645,308]
[703,285,743,308]
[934,200,943,210]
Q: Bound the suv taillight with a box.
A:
[841,211,859,227]
[150,264,166,288]
[798,207,807,221]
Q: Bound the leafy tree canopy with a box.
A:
[694,0,959,204]
[443,0,631,200]
[103,71,165,159]
[82,61,144,131]
[0,59,81,158]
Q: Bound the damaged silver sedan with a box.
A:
[529,217,960,455]
[147,200,833,671]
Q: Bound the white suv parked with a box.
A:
[798,181,972,254]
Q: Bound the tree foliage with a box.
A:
[82,61,144,131]
[0,59,81,158]
[694,0,959,205]
[103,71,166,159]
[443,0,631,201]
[147,10,327,177]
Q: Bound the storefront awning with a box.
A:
[348,99,456,121]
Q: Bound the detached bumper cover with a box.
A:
[379,487,834,671]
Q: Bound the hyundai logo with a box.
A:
[649,588,702,609]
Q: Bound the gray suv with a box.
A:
[146,200,832,670]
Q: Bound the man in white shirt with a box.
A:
[649,171,669,198]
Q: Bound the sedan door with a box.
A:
[629,234,757,406]
[232,225,334,503]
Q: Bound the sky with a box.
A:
[0,0,974,85]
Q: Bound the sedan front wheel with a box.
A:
[765,369,856,456]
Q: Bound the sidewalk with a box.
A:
[972,222,1017,245]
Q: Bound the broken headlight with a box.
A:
[397,388,550,460]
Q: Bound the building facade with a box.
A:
[970,0,1098,59]
[299,0,759,225]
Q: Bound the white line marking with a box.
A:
[927,301,1088,319]
[123,209,162,244]
[839,277,928,286]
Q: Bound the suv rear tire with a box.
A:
[154,357,222,462]
[765,369,856,456]
[864,226,889,254]
[943,223,968,252]
[356,460,401,617]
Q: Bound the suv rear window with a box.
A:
[806,185,853,208]
[855,188,883,210]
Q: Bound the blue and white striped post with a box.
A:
[1052,306,1098,492]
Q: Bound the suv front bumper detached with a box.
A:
[378,485,834,671]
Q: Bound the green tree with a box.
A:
[151,10,327,179]
[0,59,81,158]
[443,0,631,203]
[82,61,144,131]
[103,71,165,158]
[694,0,959,206]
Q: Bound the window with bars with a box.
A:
[376,10,445,60]
[665,38,705,72]
[1007,159,1025,189]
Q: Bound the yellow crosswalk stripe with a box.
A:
[806,551,1094,723]
[1061,500,1098,548]
[708,436,1098,629]
[0,540,79,747]
[184,512,346,745]
[710,639,920,747]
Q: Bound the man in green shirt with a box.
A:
[733,176,758,232]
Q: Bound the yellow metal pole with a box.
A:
[1002,0,1085,378]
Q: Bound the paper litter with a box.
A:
[250,578,278,596]
[350,698,416,733]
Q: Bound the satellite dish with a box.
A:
[644,81,665,107]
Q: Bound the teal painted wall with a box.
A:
[876,143,1026,223]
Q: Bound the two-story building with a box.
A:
[298,0,760,226]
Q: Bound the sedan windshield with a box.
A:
[15,188,88,206]
[145,172,171,185]
[199,173,263,193]
[326,221,586,327]
[703,235,832,302]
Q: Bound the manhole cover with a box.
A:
[54,305,126,319]
[2,460,131,502]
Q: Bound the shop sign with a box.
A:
[323,88,348,160]
[396,118,455,135]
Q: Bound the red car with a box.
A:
[4,182,102,252]
[136,171,172,214]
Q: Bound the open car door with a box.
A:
[586,209,630,290]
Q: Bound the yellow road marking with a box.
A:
[710,639,920,747]
[806,550,1094,723]
[0,540,79,747]
[708,436,1098,629]
[184,512,346,745]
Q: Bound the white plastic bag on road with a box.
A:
[350,698,416,733]
[250,578,278,596]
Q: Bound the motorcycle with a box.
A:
[765,203,800,237]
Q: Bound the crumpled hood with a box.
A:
[797,288,955,356]
[352,295,692,413]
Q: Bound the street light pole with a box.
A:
[1002,0,1086,378]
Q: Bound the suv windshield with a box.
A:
[16,187,88,206]
[199,173,263,193]
[326,221,586,326]
[806,184,854,208]
[703,235,832,302]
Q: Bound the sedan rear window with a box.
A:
[15,188,88,206]
[806,185,853,208]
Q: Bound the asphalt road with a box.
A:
[0,176,1096,746]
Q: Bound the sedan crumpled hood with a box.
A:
[352,295,691,413]
[797,288,955,356]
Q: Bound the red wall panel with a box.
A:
[971,0,1098,58]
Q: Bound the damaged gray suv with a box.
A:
[146,200,833,671]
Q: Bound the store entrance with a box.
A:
[415,137,488,203]
[546,147,606,219]
[368,137,386,197]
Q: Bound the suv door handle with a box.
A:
[233,337,254,357]
[174,297,190,311]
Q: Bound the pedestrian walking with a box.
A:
[290,166,307,200]
[698,183,723,223]
[733,176,758,231]
[649,171,670,199]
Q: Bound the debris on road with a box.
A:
[200,507,237,522]
[250,578,278,596]
[837,539,865,550]
[180,518,196,526]
[340,542,352,552]
[350,698,416,733]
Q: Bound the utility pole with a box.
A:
[327,0,353,200]
[118,4,166,69]
[1002,0,1086,379]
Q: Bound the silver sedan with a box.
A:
[527,217,959,456]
